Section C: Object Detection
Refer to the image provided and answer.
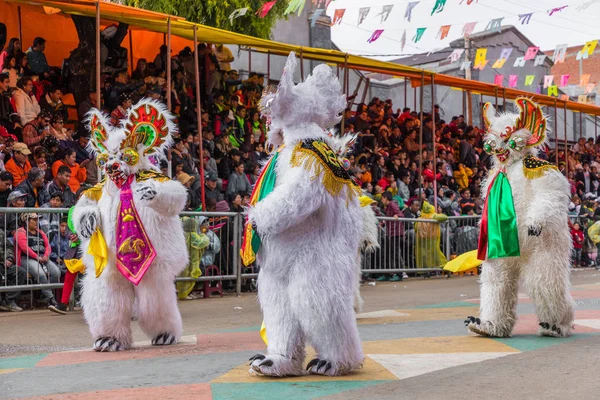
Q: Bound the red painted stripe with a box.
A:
[16,383,211,400]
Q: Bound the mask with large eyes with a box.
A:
[483,98,547,164]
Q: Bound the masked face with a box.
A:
[482,98,547,165]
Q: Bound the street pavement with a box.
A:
[2,269,600,399]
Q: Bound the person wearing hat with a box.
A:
[14,212,65,314]
[5,142,32,186]
[205,171,224,203]
[176,172,199,210]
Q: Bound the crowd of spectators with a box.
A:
[2,35,600,310]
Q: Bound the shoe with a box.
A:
[390,274,402,282]
[376,275,389,282]
[8,301,23,312]
[48,300,67,315]
[0,301,10,312]
[402,273,409,279]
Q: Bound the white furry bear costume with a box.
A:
[72,99,188,351]
[465,98,574,338]
[244,53,365,377]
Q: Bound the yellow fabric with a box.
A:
[88,229,108,278]
[64,258,86,274]
[260,321,268,346]
[359,196,376,208]
[589,222,600,244]
[443,250,482,272]
[415,201,448,269]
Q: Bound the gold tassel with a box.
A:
[522,164,557,180]
[290,145,361,203]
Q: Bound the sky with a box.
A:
[326,0,600,61]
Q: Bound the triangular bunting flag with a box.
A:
[256,1,277,18]
[543,75,554,88]
[461,22,477,37]
[437,25,451,40]
[358,7,370,25]
[524,75,535,86]
[367,29,384,43]
[413,27,426,43]
[485,18,503,33]
[405,1,420,22]
[378,5,394,23]
[331,9,345,25]
[229,7,248,24]
[518,12,533,24]
[524,47,539,61]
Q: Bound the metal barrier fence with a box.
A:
[0,207,482,305]
[361,216,481,275]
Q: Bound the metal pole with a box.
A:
[431,75,437,210]
[580,111,583,138]
[248,48,252,79]
[128,30,134,76]
[554,100,558,166]
[502,88,506,111]
[300,48,305,82]
[494,87,498,108]
[595,114,598,143]
[17,6,22,44]
[564,102,568,175]
[336,64,339,78]
[193,26,206,211]
[267,51,271,83]
[95,0,101,107]
[418,72,424,195]
[413,85,417,110]
[467,90,472,125]
[344,54,349,96]
[480,94,484,128]
[167,18,172,111]
[234,214,242,296]
[404,78,407,109]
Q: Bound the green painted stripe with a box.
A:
[414,301,476,309]
[0,353,48,369]
[493,333,599,352]
[211,381,390,400]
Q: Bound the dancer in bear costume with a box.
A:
[465,98,574,338]
[241,53,365,376]
[72,98,188,351]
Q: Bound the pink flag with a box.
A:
[543,75,554,88]
[494,74,504,86]
[508,75,518,88]
[560,74,570,86]
[367,29,384,43]
[256,1,277,18]
[461,22,477,37]
[524,47,539,61]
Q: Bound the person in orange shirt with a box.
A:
[5,142,32,186]
[51,148,87,193]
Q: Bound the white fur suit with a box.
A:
[247,53,365,377]
[72,99,188,351]
[465,98,574,338]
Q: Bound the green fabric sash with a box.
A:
[486,172,520,259]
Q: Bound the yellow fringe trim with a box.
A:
[290,144,361,204]
[523,164,558,180]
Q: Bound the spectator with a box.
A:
[215,44,234,72]
[458,188,475,212]
[379,191,404,282]
[15,166,45,207]
[39,86,67,122]
[459,135,477,168]
[14,213,64,314]
[0,171,13,206]
[226,160,251,197]
[0,73,14,130]
[404,199,421,219]
[13,76,41,125]
[26,37,50,77]
[39,191,64,242]
[229,191,244,213]
[110,91,132,125]
[2,54,19,88]
[131,58,148,81]
[0,38,21,72]
[571,222,584,267]
[51,148,88,193]
[153,45,168,74]
[106,71,128,112]
[422,160,442,183]
[48,114,73,142]
[5,142,32,186]
[39,165,76,207]
[0,227,24,312]
[78,91,99,121]
[453,162,473,190]
[205,171,224,203]
[22,110,51,147]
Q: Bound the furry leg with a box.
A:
[522,248,574,338]
[134,263,183,345]
[250,270,306,377]
[290,268,364,376]
[81,262,135,351]
[466,259,520,338]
